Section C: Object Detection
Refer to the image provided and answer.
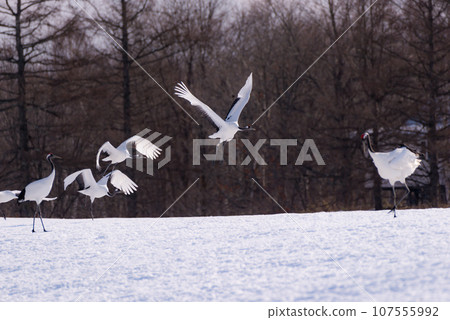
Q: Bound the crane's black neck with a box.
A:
[47,156,55,172]
[107,189,122,197]
[365,133,376,153]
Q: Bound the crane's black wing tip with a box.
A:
[75,174,86,191]
[17,189,25,205]
[225,97,241,121]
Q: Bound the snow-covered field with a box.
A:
[1,208,449,302]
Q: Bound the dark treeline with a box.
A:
[0,0,448,218]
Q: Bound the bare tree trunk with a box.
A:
[372,126,382,210]
[425,0,439,206]
[121,0,138,217]
[14,1,30,185]
[121,0,131,139]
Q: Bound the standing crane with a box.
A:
[362,132,423,217]
[18,154,60,232]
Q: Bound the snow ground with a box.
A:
[0,208,449,302]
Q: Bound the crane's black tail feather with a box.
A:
[17,189,25,205]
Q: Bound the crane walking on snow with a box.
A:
[361,132,423,217]
[64,169,137,220]
[18,154,60,232]
[174,73,255,145]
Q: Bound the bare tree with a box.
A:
[0,0,77,184]
[351,0,406,209]
[391,0,449,206]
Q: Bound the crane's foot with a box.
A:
[32,229,35,233]
[388,207,397,218]
[43,229,48,232]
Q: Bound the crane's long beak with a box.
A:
[53,155,62,160]
[239,126,256,131]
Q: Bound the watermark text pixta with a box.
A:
[193,139,325,166]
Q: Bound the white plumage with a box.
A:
[362,132,423,217]
[64,169,137,219]
[369,148,422,186]
[0,190,20,203]
[174,73,254,145]
[18,154,60,232]
[96,135,161,174]
[0,190,20,220]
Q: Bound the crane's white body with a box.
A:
[21,170,56,205]
[79,177,109,202]
[362,132,422,217]
[208,123,241,143]
[369,147,422,186]
[96,135,161,172]
[0,190,20,204]
[65,169,108,202]
[175,73,253,145]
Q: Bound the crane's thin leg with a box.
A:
[388,185,397,218]
[388,183,411,218]
[37,204,47,232]
[32,206,38,233]
[101,163,112,176]
[396,183,411,210]
[393,186,397,218]
[2,209,6,220]
[90,202,94,220]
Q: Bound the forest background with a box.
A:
[0,0,448,218]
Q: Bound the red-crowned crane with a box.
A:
[174,73,255,146]
[18,154,60,232]
[96,135,161,175]
[362,132,423,217]
[64,169,137,220]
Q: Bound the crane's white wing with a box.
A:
[96,141,117,170]
[388,148,420,171]
[64,169,97,191]
[106,170,138,195]
[174,82,225,129]
[225,73,253,123]
[124,136,162,160]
